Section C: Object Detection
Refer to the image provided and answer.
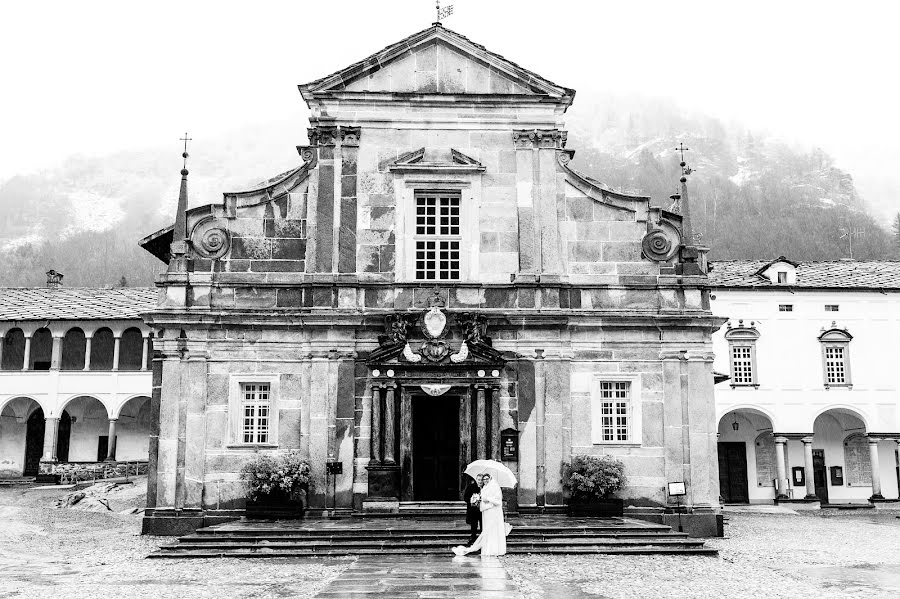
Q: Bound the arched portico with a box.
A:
[54,395,111,462]
[107,395,151,461]
[0,396,45,476]
[717,408,776,504]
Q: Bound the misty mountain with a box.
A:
[0,95,895,287]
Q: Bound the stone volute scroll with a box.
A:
[189,216,231,260]
[641,217,682,262]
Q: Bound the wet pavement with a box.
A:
[315,555,518,598]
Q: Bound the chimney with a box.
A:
[46,269,64,289]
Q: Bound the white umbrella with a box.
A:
[464,459,517,488]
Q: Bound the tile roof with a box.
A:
[0,288,157,322]
[709,260,900,290]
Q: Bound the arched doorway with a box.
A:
[813,408,870,504]
[57,411,72,463]
[717,408,775,504]
[57,396,110,462]
[24,408,45,476]
[115,396,152,461]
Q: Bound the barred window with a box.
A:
[778,304,793,312]
[730,345,755,385]
[825,305,839,312]
[597,382,630,442]
[241,383,271,444]
[824,346,846,385]
[414,193,460,280]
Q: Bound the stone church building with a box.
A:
[139,24,723,535]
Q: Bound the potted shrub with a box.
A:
[242,451,311,519]
[563,455,627,517]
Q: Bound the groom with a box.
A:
[463,473,483,546]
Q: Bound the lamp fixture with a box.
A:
[732,413,739,432]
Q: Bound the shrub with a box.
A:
[563,455,627,501]
[241,451,311,501]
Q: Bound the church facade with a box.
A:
[139,25,724,535]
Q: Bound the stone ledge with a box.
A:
[774,498,821,510]
[869,498,900,509]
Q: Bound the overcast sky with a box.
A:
[2,0,898,215]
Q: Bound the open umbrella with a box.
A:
[464,459,517,488]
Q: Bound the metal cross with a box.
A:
[436,0,453,21]
[675,142,690,163]
[180,132,192,169]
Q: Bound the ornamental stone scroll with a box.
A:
[641,218,682,262]
[189,217,231,260]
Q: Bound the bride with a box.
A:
[452,472,510,556]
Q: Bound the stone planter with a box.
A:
[567,498,624,517]
[245,489,305,520]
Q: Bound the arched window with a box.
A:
[1,328,25,370]
[724,320,760,387]
[61,328,87,370]
[119,328,143,371]
[29,328,52,370]
[819,323,852,387]
[90,328,115,370]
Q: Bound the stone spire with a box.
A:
[676,143,694,246]
[673,142,707,275]
[169,134,192,271]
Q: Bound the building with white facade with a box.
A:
[710,257,900,507]
[0,286,156,479]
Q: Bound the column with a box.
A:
[384,384,396,465]
[112,335,121,371]
[22,334,32,370]
[400,390,413,500]
[141,337,149,371]
[490,386,501,461]
[476,384,487,459]
[50,334,62,370]
[42,417,60,462]
[868,436,883,500]
[535,352,547,506]
[0,330,4,369]
[83,336,92,370]
[774,436,789,500]
[802,437,816,499]
[105,418,118,461]
[370,385,382,464]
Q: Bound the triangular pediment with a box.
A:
[389,147,485,173]
[299,25,573,102]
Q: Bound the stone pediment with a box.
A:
[298,25,574,102]
[388,147,485,173]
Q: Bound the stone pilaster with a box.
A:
[802,437,816,499]
[543,354,570,506]
[535,130,565,279]
[516,359,537,506]
[337,127,360,273]
[534,350,546,506]
[513,130,537,278]
[310,125,337,273]
[476,384,487,459]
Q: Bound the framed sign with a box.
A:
[830,465,844,486]
[667,482,686,497]
[326,461,343,475]
[791,466,805,486]
[500,428,518,461]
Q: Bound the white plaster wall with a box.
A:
[713,288,900,501]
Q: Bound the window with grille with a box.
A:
[597,382,630,442]
[730,345,755,385]
[778,304,793,312]
[241,383,271,444]
[825,304,839,312]
[824,346,847,385]
[414,193,461,281]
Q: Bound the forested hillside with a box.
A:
[0,94,895,287]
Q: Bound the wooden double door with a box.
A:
[718,442,750,504]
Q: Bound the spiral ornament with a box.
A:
[190,217,231,259]
[641,220,681,262]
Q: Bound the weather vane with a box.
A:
[180,132,192,171]
[436,0,453,22]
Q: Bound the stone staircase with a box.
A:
[149,515,717,558]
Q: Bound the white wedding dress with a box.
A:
[452,480,511,556]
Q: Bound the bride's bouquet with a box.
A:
[470,493,481,506]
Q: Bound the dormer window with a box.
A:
[777,272,787,284]
[755,256,799,285]
[725,321,760,387]
[818,323,852,388]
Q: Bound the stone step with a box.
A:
[150,545,718,558]
[178,530,690,543]
[193,524,675,536]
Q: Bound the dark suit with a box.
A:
[463,479,482,545]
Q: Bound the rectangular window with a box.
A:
[414,193,461,281]
[598,382,630,442]
[241,383,271,444]
[824,346,846,385]
[730,345,755,385]
[777,272,788,283]
[778,304,793,312]
[825,305,839,312]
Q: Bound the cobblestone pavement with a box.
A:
[0,483,349,599]
[4,483,900,599]
[504,510,900,599]
[316,555,517,598]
